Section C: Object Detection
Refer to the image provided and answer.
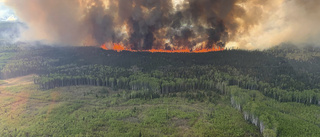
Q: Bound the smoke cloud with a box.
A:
[4,0,320,49]
[235,0,320,49]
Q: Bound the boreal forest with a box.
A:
[1,43,320,136]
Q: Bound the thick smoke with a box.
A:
[245,0,320,49]
[4,0,320,49]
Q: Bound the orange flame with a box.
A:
[100,44,108,50]
[113,43,125,52]
[101,43,224,53]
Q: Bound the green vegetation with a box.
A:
[0,44,17,71]
[1,44,320,136]
[231,86,320,137]
[0,80,7,85]
[0,81,261,136]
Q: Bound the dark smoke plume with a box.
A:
[5,0,320,49]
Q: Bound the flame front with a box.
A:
[101,43,224,53]
[100,44,108,50]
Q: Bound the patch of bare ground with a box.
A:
[0,75,35,87]
[8,92,29,118]
[0,75,62,122]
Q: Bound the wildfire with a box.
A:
[100,44,108,50]
[101,43,224,53]
[113,43,125,52]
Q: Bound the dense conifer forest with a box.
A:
[1,44,320,136]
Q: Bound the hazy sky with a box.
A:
[0,2,17,21]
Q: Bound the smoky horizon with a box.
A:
[3,0,320,50]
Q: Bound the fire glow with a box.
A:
[101,44,224,53]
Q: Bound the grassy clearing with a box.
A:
[0,80,7,85]
[0,76,261,137]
